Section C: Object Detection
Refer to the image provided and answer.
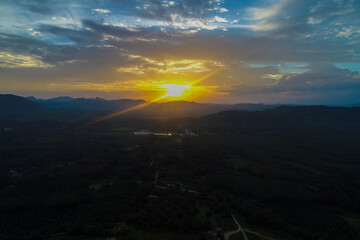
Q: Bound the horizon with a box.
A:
[1,0,360,105]
[1,92,358,107]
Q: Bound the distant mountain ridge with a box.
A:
[194,105,360,131]
[27,96,146,112]
[2,94,360,125]
[0,94,44,110]
[26,96,279,118]
[0,94,49,120]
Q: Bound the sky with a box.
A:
[0,0,360,104]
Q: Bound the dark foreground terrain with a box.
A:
[1,96,360,240]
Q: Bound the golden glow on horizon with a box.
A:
[40,54,228,103]
[84,68,225,124]
[162,84,191,97]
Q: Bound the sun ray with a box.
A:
[189,67,225,86]
[88,94,167,124]
[87,68,225,124]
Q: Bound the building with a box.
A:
[133,129,172,136]
[133,129,152,135]
[153,132,172,136]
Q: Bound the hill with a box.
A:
[135,101,278,118]
[0,94,44,111]
[1,99,360,240]
[0,94,49,120]
[27,96,278,118]
[27,96,146,112]
[194,105,360,131]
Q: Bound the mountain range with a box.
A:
[2,94,360,125]
[23,95,279,118]
[26,96,279,115]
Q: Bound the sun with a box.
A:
[162,84,191,97]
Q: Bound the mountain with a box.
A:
[0,94,49,120]
[233,103,283,111]
[11,95,360,123]
[47,96,75,102]
[95,100,280,119]
[194,105,360,131]
[139,101,279,118]
[0,94,44,110]
[27,96,146,112]
[132,101,226,118]
[27,96,280,118]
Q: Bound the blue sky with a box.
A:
[0,0,360,104]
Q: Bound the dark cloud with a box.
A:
[250,0,359,41]
[38,24,103,45]
[307,0,356,24]
[82,19,162,39]
[229,63,360,104]
[3,0,59,15]
[275,63,360,92]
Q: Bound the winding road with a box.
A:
[224,214,275,240]
[154,170,167,190]
[153,161,273,240]
[244,229,274,240]
[224,214,248,240]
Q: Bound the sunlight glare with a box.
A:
[163,84,191,97]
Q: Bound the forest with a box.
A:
[0,105,360,240]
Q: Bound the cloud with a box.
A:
[38,24,103,45]
[116,56,224,75]
[246,0,287,21]
[252,21,280,31]
[1,0,360,103]
[0,51,54,68]
[129,0,229,29]
[277,63,360,91]
[213,16,227,23]
[134,0,222,21]
[336,26,360,38]
[92,9,110,14]
[6,0,57,15]
[308,0,355,25]
[228,63,360,104]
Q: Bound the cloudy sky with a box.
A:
[1,0,360,104]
